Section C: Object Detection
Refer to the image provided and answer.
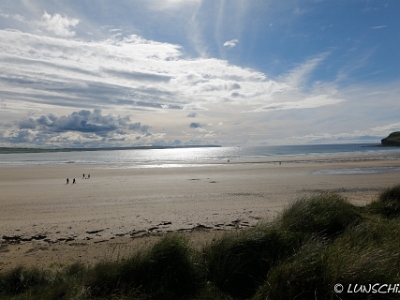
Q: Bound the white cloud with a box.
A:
[223,39,239,48]
[0,28,344,132]
[147,0,202,10]
[0,19,385,147]
[256,95,343,112]
[0,30,334,114]
[282,53,328,87]
[36,11,79,37]
[288,127,390,144]
[0,12,25,22]
[371,123,400,134]
[371,25,387,29]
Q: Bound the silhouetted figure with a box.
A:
[72,178,76,184]
[83,174,85,179]
[66,178,69,184]
[88,174,90,179]
[279,161,282,165]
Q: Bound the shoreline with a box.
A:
[2,144,400,169]
[1,148,400,167]
[1,152,400,271]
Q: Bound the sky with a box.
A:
[0,0,399,148]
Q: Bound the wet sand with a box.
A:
[1,153,400,271]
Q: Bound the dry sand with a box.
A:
[1,153,400,271]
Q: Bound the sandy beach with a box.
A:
[1,153,400,271]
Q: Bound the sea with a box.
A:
[1,143,400,170]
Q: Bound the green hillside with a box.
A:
[381,131,400,146]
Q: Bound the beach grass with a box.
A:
[2,186,400,299]
[366,184,400,218]
[275,192,362,238]
[82,235,205,299]
[203,225,303,298]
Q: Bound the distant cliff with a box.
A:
[381,132,400,146]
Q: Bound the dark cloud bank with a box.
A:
[2,109,151,146]
[189,122,201,129]
[19,109,149,134]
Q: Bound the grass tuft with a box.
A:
[276,192,361,238]
[254,219,400,300]
[253,240,328,300]
[0,267,49,296]
[367,184,400,218]
[204,225,303,299]
[85,235,205,299]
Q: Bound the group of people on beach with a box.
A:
[66,173,90,184]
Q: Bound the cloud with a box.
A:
[371,25,387,29]
[289,127,391,144]
[0,109,153,147]
[282,53,328,87]
[189,122,202,128]
[17,109,139,134]
[370,123,400,135]
[0,12,25,22]
[129,122,151,133]
[0,25,347,146]
[223,39,239,48]
[257,95,343,112]
[36,11,79,37]
[103,68,172,83]
[0,5,382,147]
[147,0,202,10]
[0,29,289,117]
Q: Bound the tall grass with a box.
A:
[84,235,205,299]
[254,216,400,300]
[203,225,303,299]
[1,187,400,299]
[0,263,86,299]
[253,240,328,300]
[0,267,49,296]
[367,184,400,218]
[276,192,362,238]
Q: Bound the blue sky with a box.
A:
[0,0,399,147]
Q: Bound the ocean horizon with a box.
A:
[1,143,400,168]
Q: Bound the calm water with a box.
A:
[1,144,400,168]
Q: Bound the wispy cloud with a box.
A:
[288,122,400,144]
[256,95,343,112]
[282,53,329,87]
[0,24,295,146]
[147,0,202,11]
[371,25,387,29]
[0,12,25,22]
[223,39,238,48]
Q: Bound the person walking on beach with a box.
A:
[72,178,76,184]
[88,174,90,179]
[83,174,85,179]
[66,178,69,184]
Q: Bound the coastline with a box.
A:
[1,152,400,271]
